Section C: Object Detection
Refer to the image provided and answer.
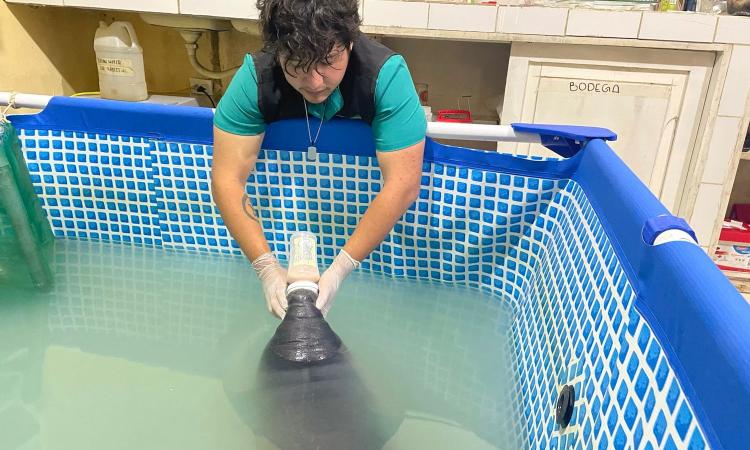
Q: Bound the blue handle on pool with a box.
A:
[642,215,699,245]
[511,123,618,158]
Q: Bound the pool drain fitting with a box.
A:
[556,384,575,428]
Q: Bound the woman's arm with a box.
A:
[210,126,268,262]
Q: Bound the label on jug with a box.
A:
[97,57,135,77]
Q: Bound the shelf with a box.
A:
[723,269,750,294]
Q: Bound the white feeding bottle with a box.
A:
[286,231,320,284]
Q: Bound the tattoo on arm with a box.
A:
[241,193,260,224]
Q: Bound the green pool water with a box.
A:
[0,239,522,450]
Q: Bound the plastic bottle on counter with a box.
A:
[94,21,148,101]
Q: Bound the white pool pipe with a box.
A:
[0,92,53,111]
[0,91,542,144]
[427,121,542,144]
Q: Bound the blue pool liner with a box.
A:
[10,95,750,450]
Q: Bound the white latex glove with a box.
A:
[251,252,288,319]
[316,249,360,317]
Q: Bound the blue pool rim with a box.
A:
[10,96,750,450]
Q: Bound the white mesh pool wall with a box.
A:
[12,126,710,450]
[514,181,707,449]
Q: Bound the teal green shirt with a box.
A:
[214,54,427,152]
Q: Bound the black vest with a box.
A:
[252,34,396,125]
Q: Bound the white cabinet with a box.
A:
[502,43,714,213]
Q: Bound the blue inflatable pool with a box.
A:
[8,96,750,450]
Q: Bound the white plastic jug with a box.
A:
[94,21,148,101]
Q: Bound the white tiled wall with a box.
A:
[8,0,750,46]
[566,10,641,39]
[428,3,497,33]
[639,12,717,43]
[179,0,258,19]
[363,0,429,28]
[5,0,63,5]
[63,0,178,13]
[715,16,750,45]
[497,6,568,36]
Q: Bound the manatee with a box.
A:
[224,284,401,449]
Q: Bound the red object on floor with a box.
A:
[730,203,750,223]
[720,223,750,244]
[436,109,472,123]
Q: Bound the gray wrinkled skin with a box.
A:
[227,289,401,450]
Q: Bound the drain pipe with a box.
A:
[180,30,239,80]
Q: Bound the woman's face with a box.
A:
[280,44,351,104]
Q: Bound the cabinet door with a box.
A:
[502,43,714,213]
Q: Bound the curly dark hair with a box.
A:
[257,0,361,73]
